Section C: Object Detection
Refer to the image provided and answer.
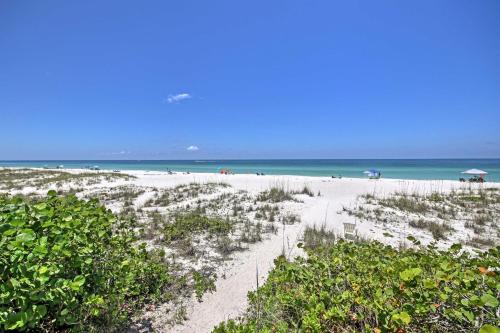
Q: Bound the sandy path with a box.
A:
[170,222,303,333]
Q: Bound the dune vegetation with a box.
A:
[214,235,499,333]
[343,188,500,248]
[0,178,304,331]
[0,192,206,331]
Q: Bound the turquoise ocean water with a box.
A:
[1,160,499,182]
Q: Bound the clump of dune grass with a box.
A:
[292,185,314,197]
[379,194,430,214]
[408,219,452,240]
[467,236,496,248]
[254,204,280,221]
[216,235,241,256]
[281,212,300,225]
[257,186,295,203]
[144,182,231,208]
[239,220,263,244]
[303,224,337,249]
[464,220,486,235]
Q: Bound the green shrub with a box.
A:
[0,191,174,331]
[192,271,216,302]
[214,240,499,333]
[163,213,233,243]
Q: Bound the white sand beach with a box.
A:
[3,168,499,332]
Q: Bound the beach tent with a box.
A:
[461,169,488,175]
[461,169,487,180]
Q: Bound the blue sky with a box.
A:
[1,0,499,159]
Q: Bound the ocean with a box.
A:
[1,159,499,182]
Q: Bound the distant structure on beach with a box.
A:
[219,168,234,175]
[460,169,488,183]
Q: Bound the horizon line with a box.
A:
[1,157,500,162]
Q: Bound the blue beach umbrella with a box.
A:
[364,169,381,178]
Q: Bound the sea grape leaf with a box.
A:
[70,275,86,291]
[480,293,498,307]
[400,268,422,281]
[479,324,500,333]
[16,229,36,243]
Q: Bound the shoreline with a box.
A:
[1,158,499,182]
[2,166,500,185]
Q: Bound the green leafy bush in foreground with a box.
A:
[214,240,499,333]
[0,191,175,331]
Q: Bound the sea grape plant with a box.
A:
[0,191,174,331]
[214,239,499,333]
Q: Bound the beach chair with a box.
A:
[469,176,480,183]
[343,222,357,240]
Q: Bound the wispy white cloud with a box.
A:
[167,93,192,104]
[110,150,131,155]
[186,145,199,151]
